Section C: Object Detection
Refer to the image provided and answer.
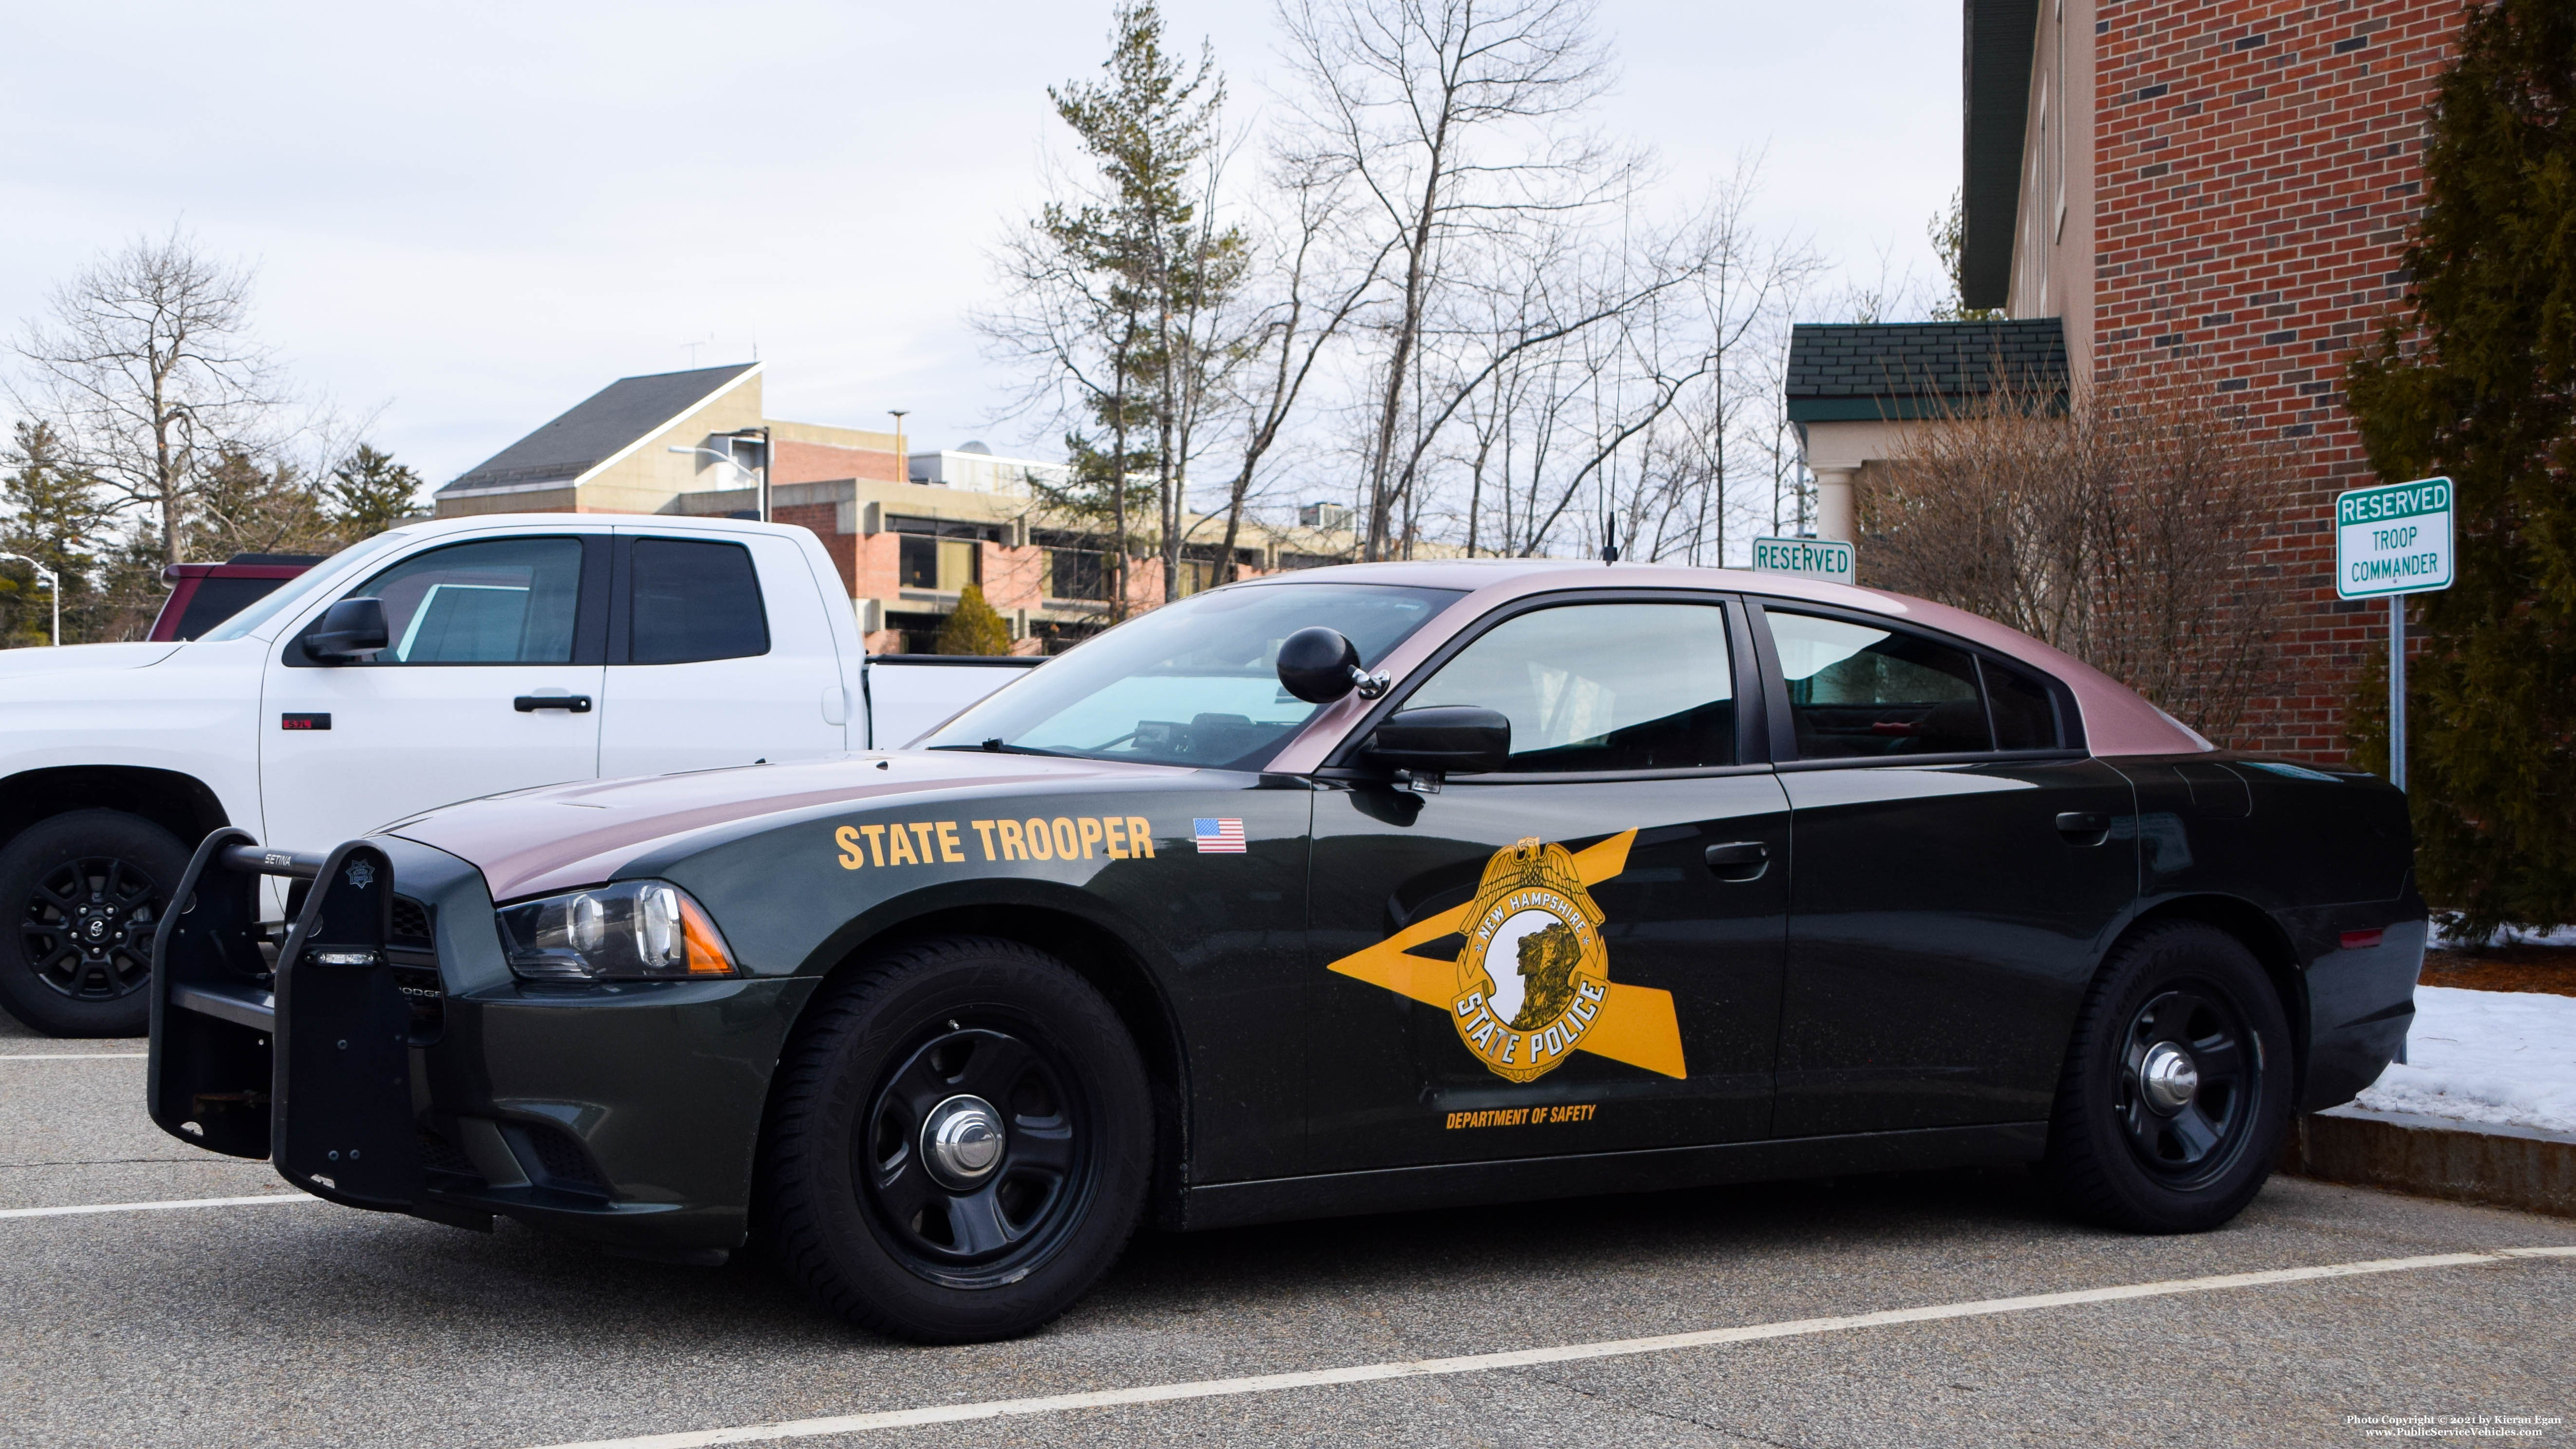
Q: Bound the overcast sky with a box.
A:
[1,1,1959,489]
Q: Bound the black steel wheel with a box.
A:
[859,1024,1090,1286]
[762,935,1150,1342]
[2115,986,2258,1187]
[2043,920,2292,1232]
[0,810,189,1038]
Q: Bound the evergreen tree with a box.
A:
[935,584,1014,656]
[183,447,337,561]
[0,422,104,647]
[2345,0,2576,936]
[327,443,426,539]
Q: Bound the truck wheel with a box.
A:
[0,810,190,1039]
[761,935,1151,1343]
[2042,921,2293,1233]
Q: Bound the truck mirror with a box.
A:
[302,597,391,664]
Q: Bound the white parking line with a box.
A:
[525,1247,2573,1449]
[0,1193,316,1220]
[0,1052,148,1061]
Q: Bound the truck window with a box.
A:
[629,537,770,664]
[345,538,584,664]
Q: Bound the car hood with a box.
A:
[0,642,185,682]
[387,750,1182,901]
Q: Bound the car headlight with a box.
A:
[498,880,740,980]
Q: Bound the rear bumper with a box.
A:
[2298,909,2427,1113]
[149,830,810,1253]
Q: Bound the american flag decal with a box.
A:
[1192,818,1247,854]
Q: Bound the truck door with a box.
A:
[596,530,852,779]
[260,534,606,853]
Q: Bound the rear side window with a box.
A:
[1982,658,2062,750]
[1768,608,2082,760]
[629,537,769,664]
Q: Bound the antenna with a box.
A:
[1603,518,1621,566]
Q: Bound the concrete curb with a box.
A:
[2280,1105,2576,1218]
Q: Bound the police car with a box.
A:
[149,559,2423,1342]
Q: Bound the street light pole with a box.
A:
[0,552,60,647]
[667,431,771,521]
[889,410,909,484]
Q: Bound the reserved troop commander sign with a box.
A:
[2335,476,2453,793]
[2335,477,2453,599]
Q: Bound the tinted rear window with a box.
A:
[171,577,287,639]
[630,537,770,664]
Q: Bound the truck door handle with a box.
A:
[2055,811,2112,844]
[514,695,593,713]
[1703,841,1769,881]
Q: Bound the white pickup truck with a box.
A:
[0,513,1037,1036]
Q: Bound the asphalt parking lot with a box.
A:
[4,1009,2571,1449]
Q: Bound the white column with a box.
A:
[1813,466,1857,544]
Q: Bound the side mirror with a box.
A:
[1277,626,1389,704]
[1363,706,1512,776]
[301,597,390,664]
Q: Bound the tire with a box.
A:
[0,810,190,1039]
[2042,920,2294,1233]
[761,935,1151,1343]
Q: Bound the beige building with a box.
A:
[435,363,1361,654]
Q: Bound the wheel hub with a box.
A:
[19,855,159,1000]
[2140,1042,2200,1113]
[920,1094,1006,1189]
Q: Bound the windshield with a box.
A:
[197,530,417,642]
[924,582,1462,770]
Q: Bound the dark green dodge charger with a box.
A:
[148,560,2424,1341]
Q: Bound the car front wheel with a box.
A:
[2042,920,2294,1233]
[761,935,1152,1342]
[0,810,190,1039]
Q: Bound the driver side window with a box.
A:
[334,538,584,665]
[1406,602,1736,772]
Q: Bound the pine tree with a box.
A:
[2344,0,2576,936]
[0,422,104,646]
[328,443,426,539]
[936,584,1014,656]
[183,448,338,561]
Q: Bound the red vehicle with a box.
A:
[148,554,322,642]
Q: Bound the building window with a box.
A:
[890,515,998,592]
[1033,528,1111,601]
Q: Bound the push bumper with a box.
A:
[148,829,809,1253]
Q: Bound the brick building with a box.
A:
[1790,0,2460,756]
[435,363,1359,654]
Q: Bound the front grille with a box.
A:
[519,1122,605,1192]
[389,897,433,948]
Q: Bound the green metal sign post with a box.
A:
[2334,477,2454,790]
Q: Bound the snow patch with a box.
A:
[2355,986,2576,1136]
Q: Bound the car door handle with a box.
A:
[2055,811,2112,844]
[514,695,593,713]
[1704,841,1769,881]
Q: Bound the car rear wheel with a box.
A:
[2042,920,2293,1233]
[761,935,1151,1342]
[0,810,189,1039]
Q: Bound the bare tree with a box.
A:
[9,227,288,567]
[1864,370,2287,742]
[1278,0,1617,560]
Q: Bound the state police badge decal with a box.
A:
[1451,838,1609,1082]
[1324,828,1687,1083]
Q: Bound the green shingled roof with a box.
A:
[1783,319,2067,422]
